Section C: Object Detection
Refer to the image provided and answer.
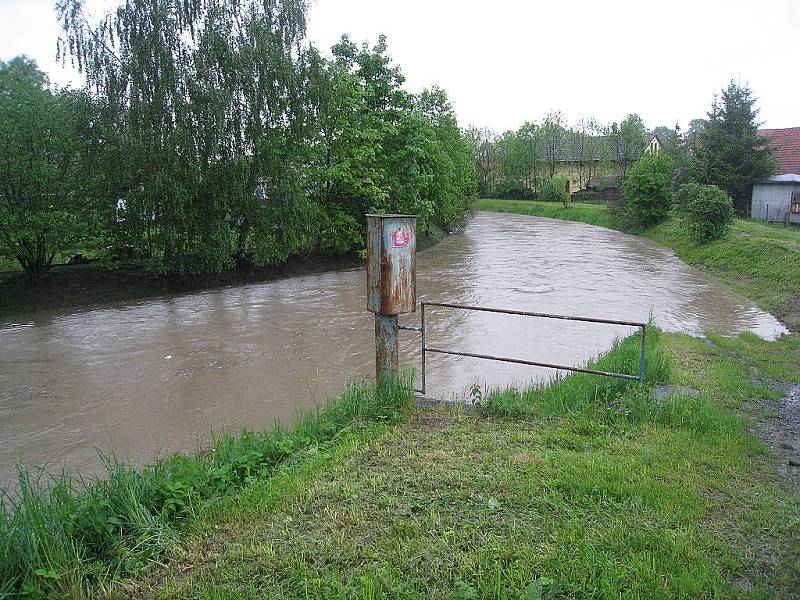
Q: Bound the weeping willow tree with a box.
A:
[56,0,315,272]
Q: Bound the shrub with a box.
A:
[621,154,675,226]
[539,176,570,208]
[675,183,736,241]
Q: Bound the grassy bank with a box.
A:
[0,377,415,598]
[474,198,618,229]
[474,198,800,330]
[137,328,799,598]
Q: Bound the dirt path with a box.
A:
[755,383,800,491]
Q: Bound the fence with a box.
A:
[399,302,647,395]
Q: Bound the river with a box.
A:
[0,212,786,486]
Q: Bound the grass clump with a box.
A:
[0,374,414,598]
[479,324,671,418]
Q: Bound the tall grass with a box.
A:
[479,325,672,418]
[476,325,752,449]
[0,374,414,598]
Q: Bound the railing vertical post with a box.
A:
[638,325,647,387]
[421,303,426,395]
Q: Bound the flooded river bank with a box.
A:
[0,212,786,485]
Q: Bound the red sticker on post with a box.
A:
[390,228,410,248]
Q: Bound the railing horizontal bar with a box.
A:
[424,346,641,381]
[398,325,423,332]
[422,302,646,328]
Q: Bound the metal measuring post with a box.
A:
[366,214,417,382]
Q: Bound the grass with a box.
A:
[645,219,800,330]
[136,327,799,599]
[473,199,800,330]
[472,199,619,230]
[0,375,415,598]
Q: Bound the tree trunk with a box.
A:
[18,252,50,286]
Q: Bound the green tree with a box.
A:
[675,183,736,241]
[541,110,567,178]
[0,56,93,282]
[518,121,543,191]
[412,87,476,228]
[304,48,386,252]
[306,37,474,244]
[691,81,776,215]
[492,122,542,197]
[621,154,675,226]
[539,176,570,207]
[607,114,647,181]
[571,117,603,189]
[57,0,312,273]
[465,126,498,197]
[494,130,525,196]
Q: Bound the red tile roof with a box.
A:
[758,127,800,175]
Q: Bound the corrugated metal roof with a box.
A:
[758,127,800,176]
[759,174,800,184]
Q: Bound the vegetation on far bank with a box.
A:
[1,0,476,284]
[474,198,800,331]
[472,81,775,221]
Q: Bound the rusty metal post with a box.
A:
[375,314,399,382]
[366,214,417,383]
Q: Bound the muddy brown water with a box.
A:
[0,212,787,486]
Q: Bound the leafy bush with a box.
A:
[539,176,570,208]
[675,183,736,241]
[621,154,675,226]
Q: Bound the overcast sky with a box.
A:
[1,0,798,132]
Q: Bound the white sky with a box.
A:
[1,0,798,132]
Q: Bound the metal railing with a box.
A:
[399,302,647,395]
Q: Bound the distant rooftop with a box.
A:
[758,127,800,176]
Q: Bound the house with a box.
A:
[552,132,661,193]
[751,127,800,223]
[644,133,661,156]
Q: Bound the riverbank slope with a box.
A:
[136,330,800,598]
[0,225,449,324]
[140,204,799,597]
[474,198,800,331]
